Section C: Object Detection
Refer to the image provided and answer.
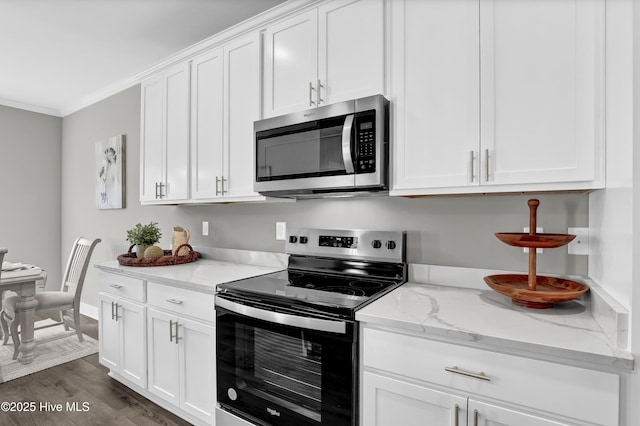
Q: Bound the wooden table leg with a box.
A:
[16,289,38,364]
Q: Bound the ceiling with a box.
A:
[0,0,286,117]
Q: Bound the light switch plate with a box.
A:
[568,227,589,255]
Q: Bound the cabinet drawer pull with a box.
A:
[109,284,123,289]
[445,366,492,382]
[220,176,227,195]
[169,319,181,344]
[473,409,479,426]
[166,298,184,305]
[216,176,221,196]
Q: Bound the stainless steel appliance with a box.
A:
[254,95,389,198]
[215,228,407,426]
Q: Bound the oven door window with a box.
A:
[256,115,354,182]
[217,307,355,426]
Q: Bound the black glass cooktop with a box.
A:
[218,268,403,312]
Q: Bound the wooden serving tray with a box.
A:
[484,274,589,309]
[117,244,199,267]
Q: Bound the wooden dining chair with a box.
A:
[0,237,101,359]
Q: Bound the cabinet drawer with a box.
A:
[147,281,215,323]
[362,327,619,426]
[99,272,145,303]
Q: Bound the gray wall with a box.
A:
[60,85,589,312]
[0,105,62,288]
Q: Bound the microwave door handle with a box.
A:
[342,114,355,174]
[215,296,347,334]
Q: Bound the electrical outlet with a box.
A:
[276,222,286,241]
[568,227,589,255]
[202,221,209,236]
[523,227,543,254]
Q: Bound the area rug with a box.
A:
[0,319,98,383]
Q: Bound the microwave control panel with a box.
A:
[356,111,376,173]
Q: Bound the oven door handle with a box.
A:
[342,114,355,175]
[216,296,347,334]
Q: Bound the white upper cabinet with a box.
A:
[190,48,224,200]
[391,0,605,196]
[190,33,264,202]
[140,62,190,203]
[263,0,384,117]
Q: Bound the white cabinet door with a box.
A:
[98,293,147,388]
[140,76,164,202]
[223,33,262,199]
[140,62,190,203]
[317,0,384,105]
[480,0,604,186]
[263,9,318,117]
[362,371,467,426]
[147,308,215,425]
[391,0,480,191]
[469,399,571,426]
[148,308,180,405]
[98,293,120,371]
[179,317,216,423]
[190,48,225,200]
[163,62,190,201]
[118,298,147,387]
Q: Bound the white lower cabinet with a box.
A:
[361,327,620,426]
[98,271,216,426]
[98,293,147,388]
[147,308,216,424]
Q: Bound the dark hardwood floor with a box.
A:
[0,314,192,426]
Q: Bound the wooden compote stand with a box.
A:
[483,199,589,309]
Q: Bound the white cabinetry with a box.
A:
[391,0,604,196]
[361,327,619,426]
[190,33,263,201]
[98,273,147,388]
[147,282,216,425]
[263,0,384,117]
[140,62,190,203]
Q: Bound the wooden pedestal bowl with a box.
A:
[484,274,589,309]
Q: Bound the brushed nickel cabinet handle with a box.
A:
[174,321,180,344]
[469,150,475,182]
[473,409,479,426]
[445,366,492,382]
[309,82,315,106]
[109,284,122,289]
[169,319,175,342]
[221,176,227,195]
[484,149,490,182]
[155,182,160,199]
[111,301,115,321]
[317,79,324,104]
[454,404,460,426]
[166,299,184,305]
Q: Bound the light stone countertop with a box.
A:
[356,279,635,372]
[95,248,286,294]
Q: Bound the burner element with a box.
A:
[349,280,385,290]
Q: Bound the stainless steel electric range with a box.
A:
[215,228,407,426]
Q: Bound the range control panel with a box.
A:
[286,228,406,263]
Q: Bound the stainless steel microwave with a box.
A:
[254,94,389,198]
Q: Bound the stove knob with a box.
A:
[371,240,382,249]
[386,240,397,250]
[299,236,308,244]
[289,235,298,243]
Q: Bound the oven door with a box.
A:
[215,296,357,426]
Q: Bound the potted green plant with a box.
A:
[126,221,162,258]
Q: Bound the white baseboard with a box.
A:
[80,302,98,320]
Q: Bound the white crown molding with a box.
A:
[0,97,62,117]
[57,0,320,117]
